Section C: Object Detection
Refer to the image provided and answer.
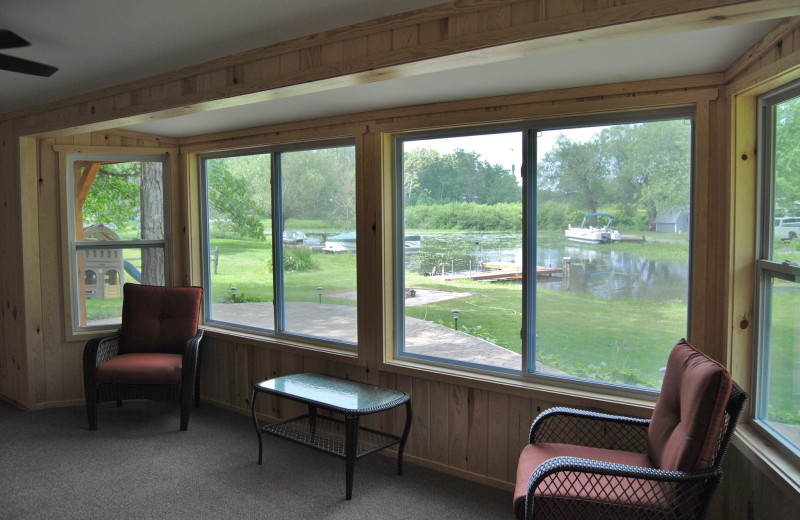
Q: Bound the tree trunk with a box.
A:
[140,161,165,285]
[647,207,658,231]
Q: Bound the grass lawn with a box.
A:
[84,235,798,404]
[86,235,685,387]
[208,238,358,304]
[404,272,682,387]
[767,285,800,422]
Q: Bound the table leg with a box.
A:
[345,414,360,500]
[250,387,263,465]
[308,405,317,440]
[398,400,412,475]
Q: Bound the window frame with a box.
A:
[753,79,800,466]
[391,109,695,397]
[63,151,172,334]
[197,138,358,350]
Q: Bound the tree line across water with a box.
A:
[81,108,800,237]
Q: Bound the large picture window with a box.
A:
[395,114,693,391]
[68,154,169,329]
[755,82,800,463]
[200,141,357,346]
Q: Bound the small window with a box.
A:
[68,155,169,328]
[755,81,800,463]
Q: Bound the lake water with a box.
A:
[407,232,689,304]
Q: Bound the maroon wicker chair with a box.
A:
[83,283,203,431]
[514,339,746,520]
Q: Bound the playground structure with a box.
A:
[81,224,142,299]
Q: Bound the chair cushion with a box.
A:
[647,339,732,471]
[119,284,202,355]
[513,443,660,520]
[96,353,183,385]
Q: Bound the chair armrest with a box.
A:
[530,407,650,453]
[82,331,121,396]
[83,331,122,369]
[181,330,204,379]
[525,456,720,520]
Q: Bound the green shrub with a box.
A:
[264,247,316,272]
[220,288,269,304]
[539,353,657,388]
[405,202,522,231]
[768,404,800,426]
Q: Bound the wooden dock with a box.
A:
[438,264,564,282]
[618,234,646,243]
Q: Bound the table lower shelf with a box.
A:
[261,414,401,459]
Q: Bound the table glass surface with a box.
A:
[257,373,406,412]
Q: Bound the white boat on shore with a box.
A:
[565,213,621,244]
[323,232,421,253]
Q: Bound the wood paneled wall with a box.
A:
[1,1,800,518]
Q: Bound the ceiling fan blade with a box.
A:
[0,30,31,49]
[0,53,58,77]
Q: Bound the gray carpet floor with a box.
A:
[0,399,513,519]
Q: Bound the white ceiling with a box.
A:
[0,1,785,138]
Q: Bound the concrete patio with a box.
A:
[210,299,560,373]
[89,289,559,373]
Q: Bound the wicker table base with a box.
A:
[250,373,412,500]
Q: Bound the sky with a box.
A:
[404,126,609,178]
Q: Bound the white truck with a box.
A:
[774,217,800,241]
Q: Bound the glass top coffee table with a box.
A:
[250,373,412,500]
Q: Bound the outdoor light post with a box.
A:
[452,309,460,330]
[317,286,324,304]
[230,286,238,303]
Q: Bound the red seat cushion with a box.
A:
[513,443,661,519]
[119,284,202,355]
[647,339,732,471]
[96,353,183,385]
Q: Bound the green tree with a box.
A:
[403,147,519,206]
[222,153,271,219]
[404,148,441,205]
[207,158,265,239]
[600,120,691,228]
[775,96,800,216]
[82,162,140,228]
[538,136,608,216]
[281,146,355,224]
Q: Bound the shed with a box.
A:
[655,211,689,233]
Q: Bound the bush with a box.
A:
[264,247,316,272]
[405,202,522,231]
[404,201,652,232]
[539,353,657,388]
[536,201,569,230]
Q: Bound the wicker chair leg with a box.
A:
[194,357,201,408]
[180,394,191,431]
[86,401,98,431]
